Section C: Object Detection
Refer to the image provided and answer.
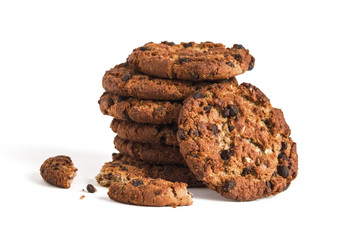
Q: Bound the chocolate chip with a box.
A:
[159,136,166,145]
[210,72,215,77]
[161,41,175,46]
[228,125,235,132]
[241,167,255,176]
[281,142,288,151]
[193,91,205,99]
[97,100,100,104]
[265,181,273,189]
[248,56,255,71]
[182,42,193,48]
[222,108,230,117]
[233,44,245,49]
[278,153,289,161]
[277,165,289,178]
[139,46,148,51]
[124,112,131,121]
[222,179,236,192]
[179,57,191,64]
[86,184,96,193]
[190,72,199,79]
[226,62,235,68]
[283,182,290,191]
[131,179,144,187]
[107,98,115,106]
[191,129,199,137]
[234,54,242,62]
[228,105,239,116]
[122,73,132,82]
[177,129,186,141]
[212,124,219,136]
[203,105,212,113]
[121,166,128,171]
[220,149,234,160]
[54,162,60,170]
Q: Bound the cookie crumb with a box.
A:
[86,184,97,193]
[80,195,85,200]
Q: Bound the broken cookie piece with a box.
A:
[40,155,77,188]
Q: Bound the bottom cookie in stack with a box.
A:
[96,154,193,207]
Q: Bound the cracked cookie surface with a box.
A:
[177,83,298,201]
[111,119,178,146]
[97,158,193,207]
[99,92,181,124]
[103,62,237,100]
[114,136,184,165]
[40,155,77,188]
[127,41,255,81]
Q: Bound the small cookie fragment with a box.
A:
[80,195,85,200]
[40,155,77,188]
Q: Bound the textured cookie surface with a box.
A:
[40,155,77,188]
[127,41,255,81]
[99,160,193,207]
[96,153,203,188]
[103,62,237,100]
[111,119,178,146]
[99,92,181,124]
[114,136,184,165]
[177,83,298,201]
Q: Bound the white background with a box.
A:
[1,0,359,239]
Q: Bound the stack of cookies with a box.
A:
[96,41,297,207]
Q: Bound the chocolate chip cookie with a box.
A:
[95,153,203,187]
[101,160,193,207]
[127,41,255,81]
[110,119,178,146]
[40,155,78,188]
[103,62,237,100]
[114,136,184,165]
[177,83,298,201]
[99,92,182,124]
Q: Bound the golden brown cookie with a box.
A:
[177,83,298,201]
[110,119,178,146]
[113,136,185,165]
[103,62,237,100]
[99,92,181,124]
[95,153,204,188]
[127,41,254,81]
[100,160,193,207]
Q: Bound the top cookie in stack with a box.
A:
[98,41,256,207]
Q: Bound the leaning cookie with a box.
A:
[127,41,254,81]
[113,136,185,165]
[177,82,298,201]
[103,62,237,100]
[99,92,182,124]
[40,155,77,188]
[110,119,178,146]
[102,162,193,207]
